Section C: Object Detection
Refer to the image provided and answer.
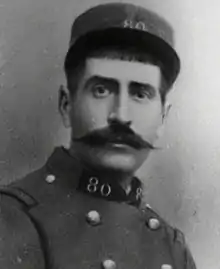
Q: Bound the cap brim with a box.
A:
[64,28,180,87]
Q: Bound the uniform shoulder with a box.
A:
[0,192,45,268]
[142,204,197,269]
[164,222,196,269]
[5,165,51,206]
[4,147,80,205]
[11,166,46,191]
[0,168,43,207]
[142,204,185,243]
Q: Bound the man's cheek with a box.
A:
[70,110,91,138]
[86,104,109,129]
[137,121,160,142]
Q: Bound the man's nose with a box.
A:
[107,92,132,126]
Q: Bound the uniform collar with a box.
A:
[46,147,143,207]
[46,146,82,189]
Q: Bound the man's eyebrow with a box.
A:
[130,81,156,90]
[84,75,119,87]
[84,76,157,91]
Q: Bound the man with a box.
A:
[0,3,196,269]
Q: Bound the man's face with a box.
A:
[61,57,165,173]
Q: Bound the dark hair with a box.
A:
[65,46,169,104]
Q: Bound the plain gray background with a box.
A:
[0,0,220,268]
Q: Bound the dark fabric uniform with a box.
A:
[0,147,196,269]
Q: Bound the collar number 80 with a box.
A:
[87,177,111,197]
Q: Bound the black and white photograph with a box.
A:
[0,0,219,268]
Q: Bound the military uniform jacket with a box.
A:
[0,147,196,269]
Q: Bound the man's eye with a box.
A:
[134,90,147,99]
[130,85,155,101]
[92,84,110,98]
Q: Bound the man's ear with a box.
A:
[58,85,72,128]
[162,102,172,123]
[156,102,172,139]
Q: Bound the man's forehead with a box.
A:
[84,57,161,84]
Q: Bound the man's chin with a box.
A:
[72,142,150,173]
[99,153,137,172]
[83,149,144,173]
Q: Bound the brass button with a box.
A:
[148,218,160,230]
[102,259,116,269]
[161,265,172,269]
[45,174,56,183]
[86,210,101,226]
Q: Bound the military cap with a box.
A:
[64,2,181,87]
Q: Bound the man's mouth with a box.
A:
[77,135,152,150]
[108,142,130,147]
[105,137,141,149]
[106,142,134,151]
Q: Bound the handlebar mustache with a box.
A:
[74,124,156,150]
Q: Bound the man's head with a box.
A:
[59,3,180,174]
